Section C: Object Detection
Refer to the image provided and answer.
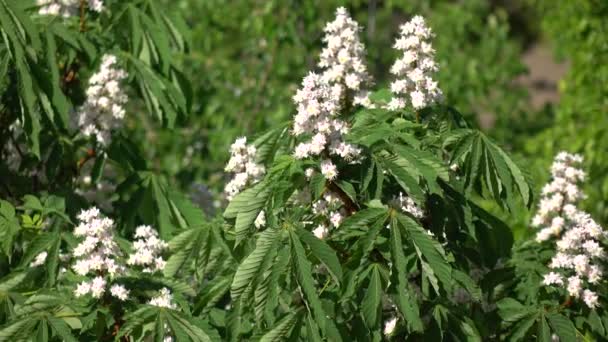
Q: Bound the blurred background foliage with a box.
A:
[122,0,606,235]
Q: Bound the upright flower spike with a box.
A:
[71,207,127,300]
[319,7,373,107]
[387,15,443,110]
[76,55,128,147]
[224,137,265,201]
[127,225,169,273]
[533,152,607,309]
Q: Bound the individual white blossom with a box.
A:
[319,7,373,108]
[392,192,424,219]
[127,225,168,273]
[583,289,599,309]
[30,251,48,267]
[388,15,443,110]
[533,152,607,308]
[254,210,266,229]
[149,288,177,309]
[75,55,128,147]
[320,159,338,180]
[312,192,346,230]
[542,272,564,286]
[110,284,130,301]
[37,0,104,17]
[224,137,265,201]
[383,316,398,336]
[313,224,329,240]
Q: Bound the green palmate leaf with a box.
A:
[0,272,26,294]
[383,158,425,204]
[289,230,342,342]
[392,144,449,193]
[361,264,383,329]
[537,314,551,342]
[231,228,277,300]
[295,227,342,284]
[443,129,532,208]
[397,214,452,291]
[14,295,63,317]
[165,310,219,342]
[389,216,423,332]
[46,316,77,342]
[508,313,537,342]
[452,269,481,302]
[118,306,159,338]
[194,276,231,315]
[18,232,59,268]
[164,227,203,278]
[0,200,20,258]
[546,313,576,342]
[224,180,271,245]
[259,312,300,342]
[496,298,535,324]
[0,316,37,342]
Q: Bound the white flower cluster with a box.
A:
[291,73,361,180]
[72,207,128,300]
[319,7,373,108]
[76,55,128,147]
[292,8,372,180]
[311,192,346,239]
[149,287,177,309]
[383,316,398,336]
[127,225,168,273]
[387,15,443,110]
[37,0,103,17]
[224,137,265,201]
[30,251,48,267]
[394,192,424,219]
[534,152,607,308]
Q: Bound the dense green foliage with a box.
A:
[0,0,606,341]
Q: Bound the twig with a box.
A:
[79,0,86,32]
[77,148,96,171]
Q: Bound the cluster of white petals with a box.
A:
[319,7,373,108]
[37,0,103,17]
[254,210,266,229]
[149,288,177,309]
[30,251,48,267]
[534,152,607,308]
[311,192,346,239]
[292,72,361,166]
[387,15,443,110]
[110,284,130,301]
[72,207,127,300]
[383,316,398,336]
[76,55,128,147]
[224,137,265,200]
[394,192,424,219]
[127,225,168,273]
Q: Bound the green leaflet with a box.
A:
[231,228,277,300]
[295,227,343,284]
[289,230,342,342]
[389,216,423,332]
[224,181,271,246]
[444,129,533,208]
[397,214,452,292]
[361,264,383,329]
[259,311,300,342]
